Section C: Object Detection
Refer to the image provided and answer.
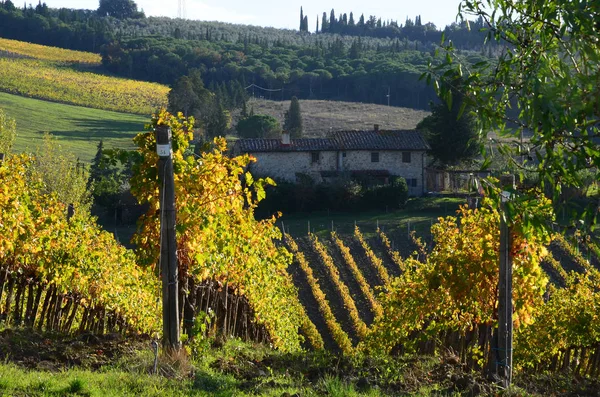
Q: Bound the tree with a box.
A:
[284,96,303,138]
[321,12,329,32]
[299,6,304,31]
[0,108,16,154]
[329,9,336,31]
[2,0,16,11]
[237,114,281,138]
[431,0,600,228]
[97,0,142,19]
[417,82,480,167]
[349,12,355,26]
[358,13,365,27]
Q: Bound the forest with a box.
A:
[0,0,494,109]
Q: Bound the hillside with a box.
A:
[241,98,430,137]
[0,39,168,115]
[0,92,146,161]
[0,37,101,64]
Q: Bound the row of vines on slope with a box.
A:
[0,57,168,115]
[285,234,353,355]
[309,234,368,339]
[330,232,382,319]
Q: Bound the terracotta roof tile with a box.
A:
[235,130,430,152]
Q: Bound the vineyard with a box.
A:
[284,216,600,375]
[0,37,101,64]
[0,39,168,115]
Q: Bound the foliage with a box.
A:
[0,37,101,64]
[284,96,303,138]
[129,109,305,352]
[97,0,143,19]
[236,114,281,138]
[258,176,407,217]
[34,133,90,209]
[0,107,16,154]
[0,57,168,114]
[430,0,600,229]
[168,70,243,139]
[515,270,600,370]
[365,200,551,355]
[0,153,159,333]
[88,140,128,209]
[417,85,480,167]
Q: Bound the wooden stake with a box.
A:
[156,125,180,351]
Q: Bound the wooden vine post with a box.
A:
[156,125,180,350]
[496,175,515,388]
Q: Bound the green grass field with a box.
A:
[278,196,465,238]
[0,92,148,162]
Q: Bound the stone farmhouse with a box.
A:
[233,126,430,196]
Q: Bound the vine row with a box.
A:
[285,234,353,355]
[309,234,367,339]
[331,232,382,319]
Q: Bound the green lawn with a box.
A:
[0,92,148,162]
[279,196,466,238]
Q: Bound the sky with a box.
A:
[42,0,463,30]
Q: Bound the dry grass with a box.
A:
[237,98,430,137]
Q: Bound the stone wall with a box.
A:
[247,151,337,182]
[245,149,426,196]
[342,150,426,195]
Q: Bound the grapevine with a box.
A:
[354,226,391,286]
[377,228,405,273]
[331,232,383,319]
[130,110,305,352]
[0,57,168,114]
[0,38,101,64]
[0,153,159,335]
[309,234,367,339]
[285,234,353,355]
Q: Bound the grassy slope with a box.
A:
[0,92,147,161]
[237,98,430,137]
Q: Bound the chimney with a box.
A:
[281,131,291,146]
[374,124,379,131]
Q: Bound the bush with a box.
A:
[257,175,408,216]
[236,114,281,138]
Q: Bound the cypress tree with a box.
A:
[329,9,336,32]
[349,12,355,26]
[358,13,365,27]
[303,15,308,32]
[300,6,304,31]
[321,12,329,32]
[316,15,319,33]
[284,96,303,138]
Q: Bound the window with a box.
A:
[408,178,418,187]
[342,152,347,157]
[402,152,411,163]
[371,152,380,163]
[311,152,320,164]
